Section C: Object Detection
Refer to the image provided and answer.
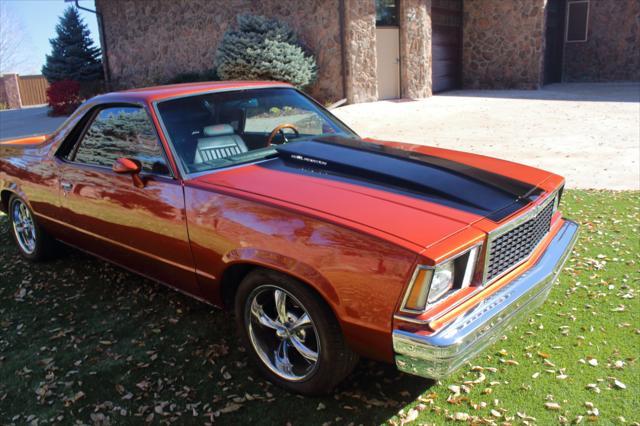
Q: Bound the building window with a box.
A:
[566,0,589,42]
[376,0,399,27]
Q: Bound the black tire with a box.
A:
[235,269,358,395]
[8,195,57,261]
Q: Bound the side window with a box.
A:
[74,106,169,174]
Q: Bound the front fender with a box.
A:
[222,246,341,308]
[185,185,419,362]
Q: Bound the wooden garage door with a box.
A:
[18,75,49,106]
[431,0,462,93]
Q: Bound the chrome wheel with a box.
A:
[11,199,37,255]
[245,285,321,381]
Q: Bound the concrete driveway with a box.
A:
[0,106,67,141]
[334,83,640,190]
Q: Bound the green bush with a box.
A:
[215,14,317,88]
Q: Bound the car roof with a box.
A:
[91,81,293,104]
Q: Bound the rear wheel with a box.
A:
[8,196,56,261]
[235,269,358,395]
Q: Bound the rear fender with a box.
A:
[0,183,30,214]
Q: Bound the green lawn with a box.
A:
[0,190,638,425]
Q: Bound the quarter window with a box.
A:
[74,106,169,174]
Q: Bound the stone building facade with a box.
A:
[563,0,640,82]
[94,0,639,104]
[95,0,345,102]
[463,0,547,89]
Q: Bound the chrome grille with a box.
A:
[485,198,555,282]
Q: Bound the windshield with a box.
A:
[156,87,358,174]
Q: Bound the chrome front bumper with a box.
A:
[393,220,579,379]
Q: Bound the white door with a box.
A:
[376,27,400,100]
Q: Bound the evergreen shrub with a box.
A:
[216,15,317,88]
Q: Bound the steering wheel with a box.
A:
[266,123,300,147]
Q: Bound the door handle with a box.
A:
[61,182,73,192]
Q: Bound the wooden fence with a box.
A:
[17,75,49,106]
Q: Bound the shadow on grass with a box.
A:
[0,216,433,425]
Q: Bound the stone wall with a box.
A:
[0,74,22,109]
[563,0,640,82]
[462,0,547,89]
[343,0,378,103]
[95,0,344,102]
[400,0,432,98]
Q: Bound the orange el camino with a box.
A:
[0,82,578,394]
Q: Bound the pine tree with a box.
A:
[216,15,317,88]
[42,7,103,82]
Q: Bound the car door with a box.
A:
[57,105,201,297]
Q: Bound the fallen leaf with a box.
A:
[448,385,461,395]
[544,402,561,410]
[613,379,626,389]
[453,412,469,421]
[403,408,419,424]
[216,402,242,415]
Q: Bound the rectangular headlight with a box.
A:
[401,246,481,312]
[428,262,455,304]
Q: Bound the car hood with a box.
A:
[189,137,555,250]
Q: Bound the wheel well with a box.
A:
[223,263,353,355]
[220,263,257,309]
[0,190,14,214]
[220,263,340,324]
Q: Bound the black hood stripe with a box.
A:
[270,137,543,222]
[312,137,537,196]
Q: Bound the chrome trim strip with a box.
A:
[461,247,478,289]
[393,313,434,325]
[482,189,559,285]
[392,219,578,379]
[34,212,194,273]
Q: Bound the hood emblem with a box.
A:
[290,154,328,167]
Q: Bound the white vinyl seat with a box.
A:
[194,124,248,163]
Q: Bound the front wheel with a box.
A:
[235,269,358,395]
[8,195,56,261]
